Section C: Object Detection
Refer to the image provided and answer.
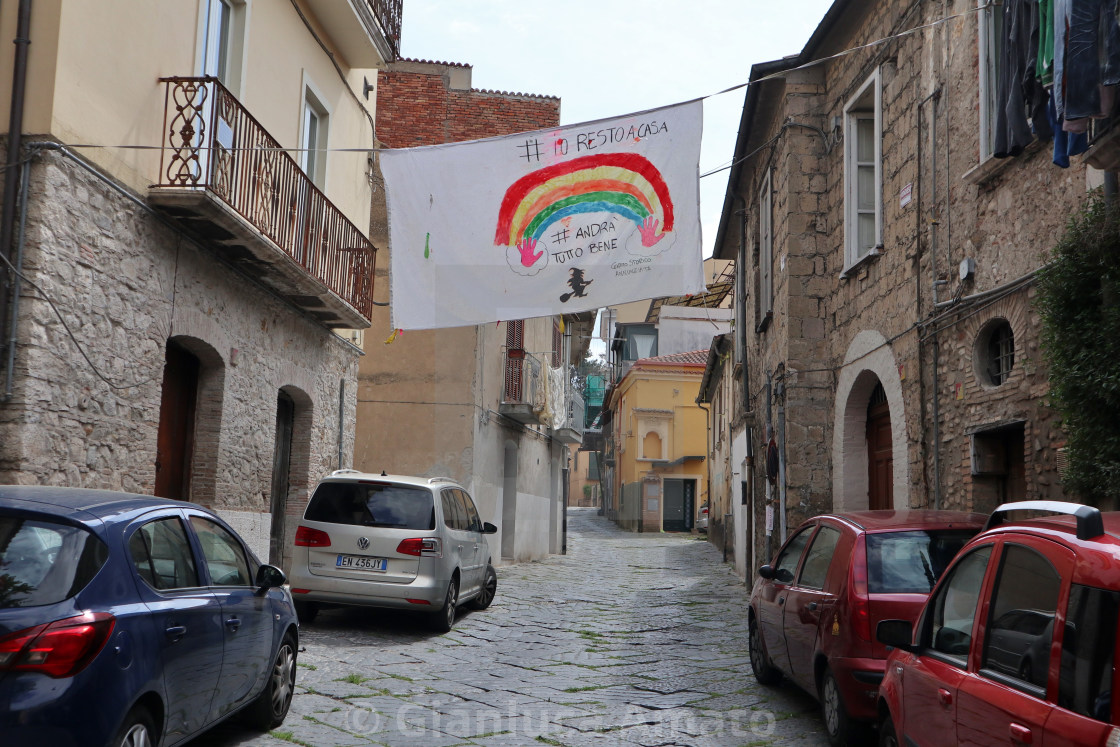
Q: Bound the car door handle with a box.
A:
[165,625,187,642]
[937,688,952,706]
[808,602,818,611]
[778,596,785,605]
[224,616,241,633]
[1009,723,1032,744]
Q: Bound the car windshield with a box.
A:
[305,482,435,530]
[866,529,978,594]
[0,515,108,608]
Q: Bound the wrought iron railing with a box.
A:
[502,349,543,409]
[154,77,375,320]
[564,389,586,436]
[369,0,402,59]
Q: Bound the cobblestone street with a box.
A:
[198,508,828,746]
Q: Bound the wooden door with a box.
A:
[155,341,199,500]
[866,383,893,510]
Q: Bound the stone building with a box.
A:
[0,1,396,568]
[710,0,1102,577]
[360,59,593,563]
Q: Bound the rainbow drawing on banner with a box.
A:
[494,153,674,273]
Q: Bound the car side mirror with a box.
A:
[481,522,498,534]
[758,564,775,580]
[877,619,914,652]
[255,563,287,594]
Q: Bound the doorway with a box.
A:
[269,391,294,566]
[663,478,696,532]
[866,382,893,510]
[155,341,200,500]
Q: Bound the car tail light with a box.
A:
[0,612,115,678]
[295,525,331,547]
[849,535,872,642]
[701,506,709,517]
[396,538,442,557]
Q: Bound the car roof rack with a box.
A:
[329,468,362,476]
[985,500,1104,540]
[427,477,456,485]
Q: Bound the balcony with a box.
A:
[306,0,401,65]
[500,349,544,424]
[551,388,585,445]
[149,77,375,329]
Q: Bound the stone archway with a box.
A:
[832,330,907,512]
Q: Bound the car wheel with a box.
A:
[821,667,858,747]
[242,635,297,730]
[294,601,319,624]
[879,710,899,747]
[429,578,458,632]
[467,565,497,610]
[748,616,781,685]
[114,706,156,747]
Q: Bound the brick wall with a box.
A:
[376,60,560,148]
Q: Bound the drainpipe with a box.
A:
[764,373,773,558]
[1,0,32,400]
[776,375,787,543]
[929,91,944,511]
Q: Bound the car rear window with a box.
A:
[866,529,977,594]
[0,516,108,608]
[305,482,435,530]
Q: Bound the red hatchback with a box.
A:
[877,501,1120,747]
[748,510,985,746]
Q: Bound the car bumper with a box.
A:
[287,566,446,609]
[829,656,885,722]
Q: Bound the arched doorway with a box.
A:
[155,340,200,500]
[866,382,893,510]
[269,391,295,565]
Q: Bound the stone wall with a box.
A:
[722,0,1088,551]
[0,148,360,567]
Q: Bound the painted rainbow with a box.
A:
[494,153,674,246]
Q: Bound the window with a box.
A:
[456,490,483,532]
[771,526,813,584]
[306,482,436,531]
[301,87,329,187]
[798,526,841,590]
[978,0,1005,160]
[129,518,200,591]
[844,71,882,267]
[199,0,245,91]
[927,545,992,661]
[866,530,978,594]
[976,319,1015,386]
[758,169,773,327]
[1,517,107,607]
[981,544,1061,690]
[441,490,464,530]
[1060,584,1119,721]
[189,517,253,587]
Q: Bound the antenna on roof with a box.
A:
[381,470,387,476]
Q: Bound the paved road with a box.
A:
[196,508,828,746]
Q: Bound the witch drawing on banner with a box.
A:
[559,268,594,302]
[494,152,677,279]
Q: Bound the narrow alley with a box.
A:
[200,508,828,747]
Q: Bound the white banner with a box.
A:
[381,100,707,330]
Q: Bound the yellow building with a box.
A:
[606,350,708,532]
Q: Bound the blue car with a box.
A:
[0,486,298,747]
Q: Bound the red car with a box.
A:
[877,501,1120,747]
[748,510,985,746]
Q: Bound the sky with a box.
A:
[397,0,835,261]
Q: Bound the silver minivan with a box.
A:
[286,470,498,631]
